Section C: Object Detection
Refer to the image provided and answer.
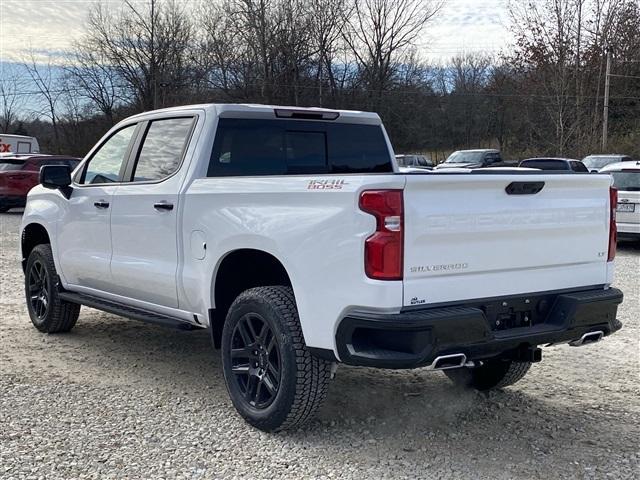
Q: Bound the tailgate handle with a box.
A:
[505,181,545,195]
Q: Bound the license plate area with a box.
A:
[481,293,557,332]
[617,203,635,213]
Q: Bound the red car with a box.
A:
[0,155,80,212]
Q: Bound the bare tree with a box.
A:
[309,0,350,105]
[80,0,193,111]
[21,52,65,152]
[0,68,27,133]
[66,44,125,125]
[343,0,443,107]
[508,0,583,154]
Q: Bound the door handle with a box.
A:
[94,200,110,209]
[154,201,174,211]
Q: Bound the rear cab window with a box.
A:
[611,171,640,191]
[208,118,392,177]
[521,160,568,171]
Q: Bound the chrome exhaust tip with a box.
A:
[427,353,467,371]
[569,330,604,347]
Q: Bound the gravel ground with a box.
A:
[1,210,639,480]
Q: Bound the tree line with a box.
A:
[1,0,639,161]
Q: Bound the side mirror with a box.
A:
[40,164,72,198]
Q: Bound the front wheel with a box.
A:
[444,359,532,390]
[25,244,80,333]
[221,286,332,432]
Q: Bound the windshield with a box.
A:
[445,151,485,164]
[396,156,412,167]
[611,171,640,191]
[583,156,620,170]
[0,160,25,171]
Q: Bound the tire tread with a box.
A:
[227,286,331,431]
[27,244,80,333]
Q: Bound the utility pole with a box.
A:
[602,51,611,151]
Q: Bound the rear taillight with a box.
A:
[608,186,617,261]
[359,190,403,280]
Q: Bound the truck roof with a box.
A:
[0,134,37,140]
[127,103,382,125]
[453,149,500,153]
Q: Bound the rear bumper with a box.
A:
[617,222,640,236]
[335,287,623,369]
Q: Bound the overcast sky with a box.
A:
[0,0,513,66]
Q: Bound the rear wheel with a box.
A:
[25,244,80,333]
[221,286,332,432]
[444,359,531,390]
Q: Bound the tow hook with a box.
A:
[510,346,542,363]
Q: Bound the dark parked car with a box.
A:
[395,154,434,169]
[519,158,588,172]
[0,155,80,212]
[434,149,516,169]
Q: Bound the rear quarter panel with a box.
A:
[180,174,405,351]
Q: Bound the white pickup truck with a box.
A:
[20,104,623,432]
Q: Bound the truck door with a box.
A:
[57,124,139,291]
[109,116,196,309]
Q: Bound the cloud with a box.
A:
[0,0,88,62]
[0,0,514,65]
[420,0,513,60]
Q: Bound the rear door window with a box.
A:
[131,117,195,182]
[484,153,502,164]
[417,156,431,167]
[570,161,588,172]
[208,118,392,177]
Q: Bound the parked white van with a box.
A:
[0,134,40,154]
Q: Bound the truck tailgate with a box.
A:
[403,173,613,307]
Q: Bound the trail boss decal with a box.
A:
[307,179,347,190]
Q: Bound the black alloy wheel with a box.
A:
[229,313,281,409]
[28,259,50,320]
[24,244,80,333]
[221,286,332,432]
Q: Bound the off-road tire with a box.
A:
[221,286,332,432]
[445,359,532,391]
[25,244,80,333]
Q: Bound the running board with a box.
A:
[58,291,200,330]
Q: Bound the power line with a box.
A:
[2,85,639,102]
[608,73,640,80]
